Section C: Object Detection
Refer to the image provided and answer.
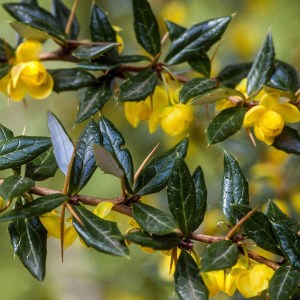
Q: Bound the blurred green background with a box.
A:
[0,0,299,299]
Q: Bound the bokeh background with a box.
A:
[0,0,299,299]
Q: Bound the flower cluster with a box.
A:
[0,39,53,101]
[202,257,274,298]
[124,83,193,136]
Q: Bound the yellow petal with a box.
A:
[201,270,225,297]
[39,213,65,239]
[225,272,238,296]
[260,93,280,109]
[243,106,265,127]
[148,112,161,133]
[26,72,53,99]
[93,201,114,219]
[15,39,42,63]
[272,103,300,123]
[254,124,274,145]
[7,76,27,101]
[235,78,247,95]
[64,225,78,249]
[0,73,10,95]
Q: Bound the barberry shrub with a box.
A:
[0,0,299,299]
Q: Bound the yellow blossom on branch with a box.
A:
[243,92,300,145]
[201,269,226,297]
[0,39,53,101]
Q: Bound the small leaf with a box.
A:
[75,77,113,124]
[0,175,35,200]
[268,266,300,300]
[93,144,124,178]
[73,43,119,60]
[50,69,97,93]
[206,107,246,144]
[232,204,282,255]
[265,199,297,227]
[132,0,161,56]
[99,117,134,189]
[221,151,249,225]
[25,148,58,181]
[68,120,101,195]
[3,3,66,41]
[179,78,217,104]
[72,205,129,257]
[134,138,188,195]
[167,157,196,238]
[217,62,252,88]
[0,123,14,142]
[0,194,68,222]
[188,54,211,78]
[272,223,300,270]
[247,32,275,95]
[126,231,181,250]
[90,3,116,43]
[165,19,186,41]
[51,0,79,40]
[201,240,239,272]
[118,68,158,102]
[174,250,209,300]
[0,136,52,170]
[132,202,177,235]
[191,166,207,231]
[47,111,74,175]
[9,216,47,281]
[273,126,300,155]
[165,16,231,65]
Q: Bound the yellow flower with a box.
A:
[160,103,193,136]
[0,196,4,210]
[243,93,300,145]
[225,257,274,298]
[124,85,169,133]
[162,1,187,24]
[201,269,226,297]
[113,26,124,54]
[0,39,53,101]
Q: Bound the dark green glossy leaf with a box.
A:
[68,120,101,195]
[132,0,161,56]
[3,3,66,41]
[0,136,52,170]
[134,138,188,195]
[114,55,152,63]
[51,0,79,40]
[132,202,177,235]
[201,240,239,272]
[25,148,58,181]
[126,231,181,250]
[0,38,14,58]
[0,175,34,200]
[268,266,300,300]
[50,69,97,92]
[247,32,275,95]
[165,16,231,65]
[191,166,207,231]
[9,216,47,281]
[73,43,119,60]
[167,157,196,238]
[0,194,68,221]
[0,123,14,142]
[272,223,300,270]
[232,204,282,255]
[47,111,74,175]
[191,86,245,106]
[93,144,124,178]
[20,0,38,5]
[206,107,246,145]
[188,54,211,77]
[265,200,297,227]
[221,151,249,225]
[0,63,11,80]
[217,62,252,88]
[174,250,209,300]
[90,4,116,43]
[165,19,186,41]
[179,78,217,104]
[118,68,158,102]
[99,117,134,190]
[75,77,113,124]
[273,126,300,155]
[72,205,128,257]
